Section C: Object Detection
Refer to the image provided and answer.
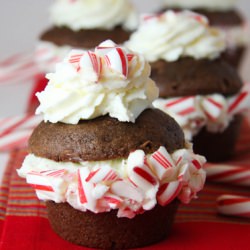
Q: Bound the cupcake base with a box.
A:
[193,114,243,162]
[46,200,179,249]
[222,46,246,70]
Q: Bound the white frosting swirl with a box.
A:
[153,88,250,140]
[162,0,237,11]
[18,146,206,218]
[126,11,226,62]
[50,0,138,31]
[36,40,159,124]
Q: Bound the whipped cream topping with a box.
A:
[162,0,237,11]
[126,11,226,62]
[36,40,159,124]
[153,88,250,140]
[18,146,206,218]
[50,0,138,31]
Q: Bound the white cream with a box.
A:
[18,146,206,218]
[162,0,237,11]
[126,11,226,62]
[50,0,138,31]
[36,40,159,124]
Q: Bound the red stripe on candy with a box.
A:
[228,92,248,113]
[133,167,157,185]
[192,159,202,170]
[206,97,223,109]
[78,170,87,204]
[165,96,194,108]
[218,197,250,206]
[178,107,196,116]
[116,48,128,77]
[152,151,172,169]
[30,184,54,192]
[85,168,100,182]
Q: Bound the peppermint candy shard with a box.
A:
[67,50,84,72]
[79,51,102,80]
[95,40,117,56]
[165,97,196,116]
[157,181,182,206]
[104,47,128,78]
[150,146,175,180]
[217,195,250,218]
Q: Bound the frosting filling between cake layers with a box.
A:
[153,88,250,140]
[18,145,206,218]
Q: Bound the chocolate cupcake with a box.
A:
[18,40,206,249]
[161,0,249,69]
[35,0,138,72]
[126,11,250,162]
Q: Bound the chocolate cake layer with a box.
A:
[221,46,246,69]
[193,114,243,162]
[46,200,179,249]
[150,57,243,98]
[40,26,131,49]
[29,109,185,162]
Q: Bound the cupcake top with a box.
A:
[50,0,138,31]
[19,40,206,218]
[36,40,159,124]
[126,11,226,63]
[162,0,237,11]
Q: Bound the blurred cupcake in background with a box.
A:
[161,0,249,69]
[126,10,250,162]
[35,0,138,73]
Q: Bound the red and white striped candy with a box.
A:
[79,51,102,78]
[95,40,117,56]
[217,195,250,218]
[177,163,190,182]
[201,95,225,121]
[67,50,84,72]
[228,90,250,116]
[111,181,143,202]
[85,165,118,184]
[103,193,123,209]
[0,52,39,85]
[0,114,42,152]
[77,168,96,210]
[204,163,250,187]
[127,151,158,193]
[0,129,33,152]
[26,169,67,201]
[0,114,41,137]
[104,47,128,78]
[157,180,182,206]
[150,146,175,180]
[164,96,196,116]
